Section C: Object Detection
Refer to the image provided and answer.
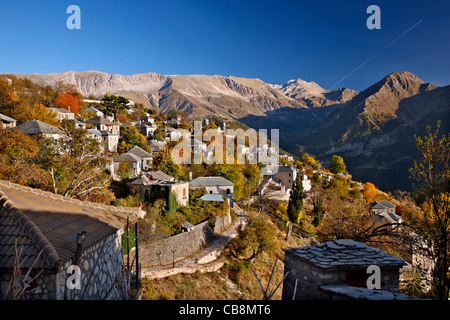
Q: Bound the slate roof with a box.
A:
[198,194,224,202]
[87,129,102,136]
[15,120,63,135]
[0,180,144,270]
[371,201,396,209]
[50,107,74,114]
[85,107,103,114]
[320,283,422,300]
[181,221,194,230]
[128,171,176,185]
[277,166,295,172]
[375,211,402,224]
[127,146,152,159]
[0,113,16,123]
[285,239,406,271]
[113,152,142,163]
[148,140,166,152]
[85,116,116,125]
[189,176,234,187]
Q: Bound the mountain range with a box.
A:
[9,70,450,192]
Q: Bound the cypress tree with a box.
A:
[285,171,307,241]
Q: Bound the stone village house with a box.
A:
[113,146,153,178]
[85,116,119,153]
[0,113,16,129]
[188,176,234,208]
[0,180,145,300]
[271,166,311,193]
[50,107,75,121]
[14,120,65,140]
[282,239,420,300]
[128,171,189,207]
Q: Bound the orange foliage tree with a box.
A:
[362,182,378,203]
[54,92,79,114]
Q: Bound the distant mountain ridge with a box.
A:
[241,71,450,191]
[9,70,356,119]
[7,70,450,191]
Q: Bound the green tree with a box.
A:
[286,172,307,241]
[153,147,180,179]
[117,158,133,180]
[230,214,279,261]
[311,195,325,227]
[328,155,346,174]
[101,93,130,122]
[328,176,350,198]
[118,126,151,154]
[167,189,178,216]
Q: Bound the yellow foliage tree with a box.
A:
[24,103,60,127]
[362,182,378,203]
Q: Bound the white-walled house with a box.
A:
[85,116,119,134]
[50,107,75,121]
[127,146,153,171]
[0,113,16,129]
[87,129,119,153]
[113,152,143,177]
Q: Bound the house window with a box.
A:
[183,189,186,197]
[345,270,370,288]
[227,188,231,194]
[210,190,213,194]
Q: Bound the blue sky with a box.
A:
[0,0,448,91]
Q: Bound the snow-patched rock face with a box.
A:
[278,78,329,99]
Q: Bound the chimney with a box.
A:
[189,172,193,181]
[74,231,87,266]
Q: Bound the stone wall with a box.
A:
[139,213,232,267]
[0,269,58,300]
[282,251,402,300]
[56,229,125,300]
[1,230,125,300]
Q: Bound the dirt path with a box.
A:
[141,205,248,280]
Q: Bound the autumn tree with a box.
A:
[153,146,180,179]
[328,155,346,174]
[54,92,79,114]
[0,129,50,189]
[362,182,378,203]
[118,126,151,154]
[41,121,115,203]
[230,214,279,261]
[301,153,317,168]
[407,122,450,300]
[0,129,39,168]
[23,103,60,127]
